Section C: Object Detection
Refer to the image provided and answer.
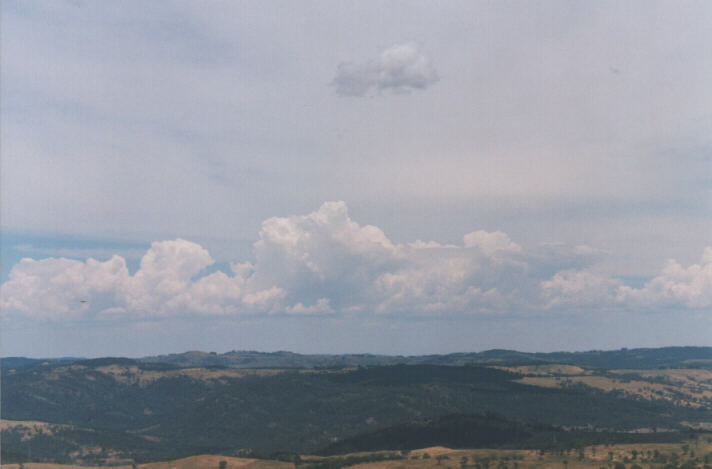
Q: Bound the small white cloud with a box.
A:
[407,240,457,249]
[333,42,439,97]
[463,230,522,257]
[285,298,333,315]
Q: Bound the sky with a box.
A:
[1,1,710,358]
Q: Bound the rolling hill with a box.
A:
[2,347,712,465]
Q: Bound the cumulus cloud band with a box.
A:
[1,202,710,321]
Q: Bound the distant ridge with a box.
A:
[4,346,711,371]
[1,356,82,370]
[139,346,712,370]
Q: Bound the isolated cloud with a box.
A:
[1,202,709,321]
[333,42,439,97]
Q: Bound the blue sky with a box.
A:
[1,1,710,357]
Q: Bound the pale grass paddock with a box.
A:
[3,439,711,469]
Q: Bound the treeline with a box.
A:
[321,413,698,455]
[298,452,406,469]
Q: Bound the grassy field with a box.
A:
[386,439,712,469]
[507,367,712,410]
[3,438,711,469]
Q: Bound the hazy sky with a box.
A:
[2,1,710,357]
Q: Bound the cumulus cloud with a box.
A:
[0,255,130,320]
[1,202,709,321]
[333,42,439,97]
[541,270,623,309]
[285,298,334,316]
[618,248,712,309]
[463,230,522,257]
[0,240,283,319]
[541,248,712,311]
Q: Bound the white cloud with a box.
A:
[248,201,400,308]
[1,202,709,321]
[542,248,712,311]
[463,230,522,257]
[285,298,334,316]
[333,42,439,97]
[0,255,130,320]
[541,270,622,309]
[618,248,712,309]
[0,239,280,319]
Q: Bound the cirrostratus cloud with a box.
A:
[333,42,439,97]
[1,202,710,321]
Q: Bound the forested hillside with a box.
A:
[3,352,712,464]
